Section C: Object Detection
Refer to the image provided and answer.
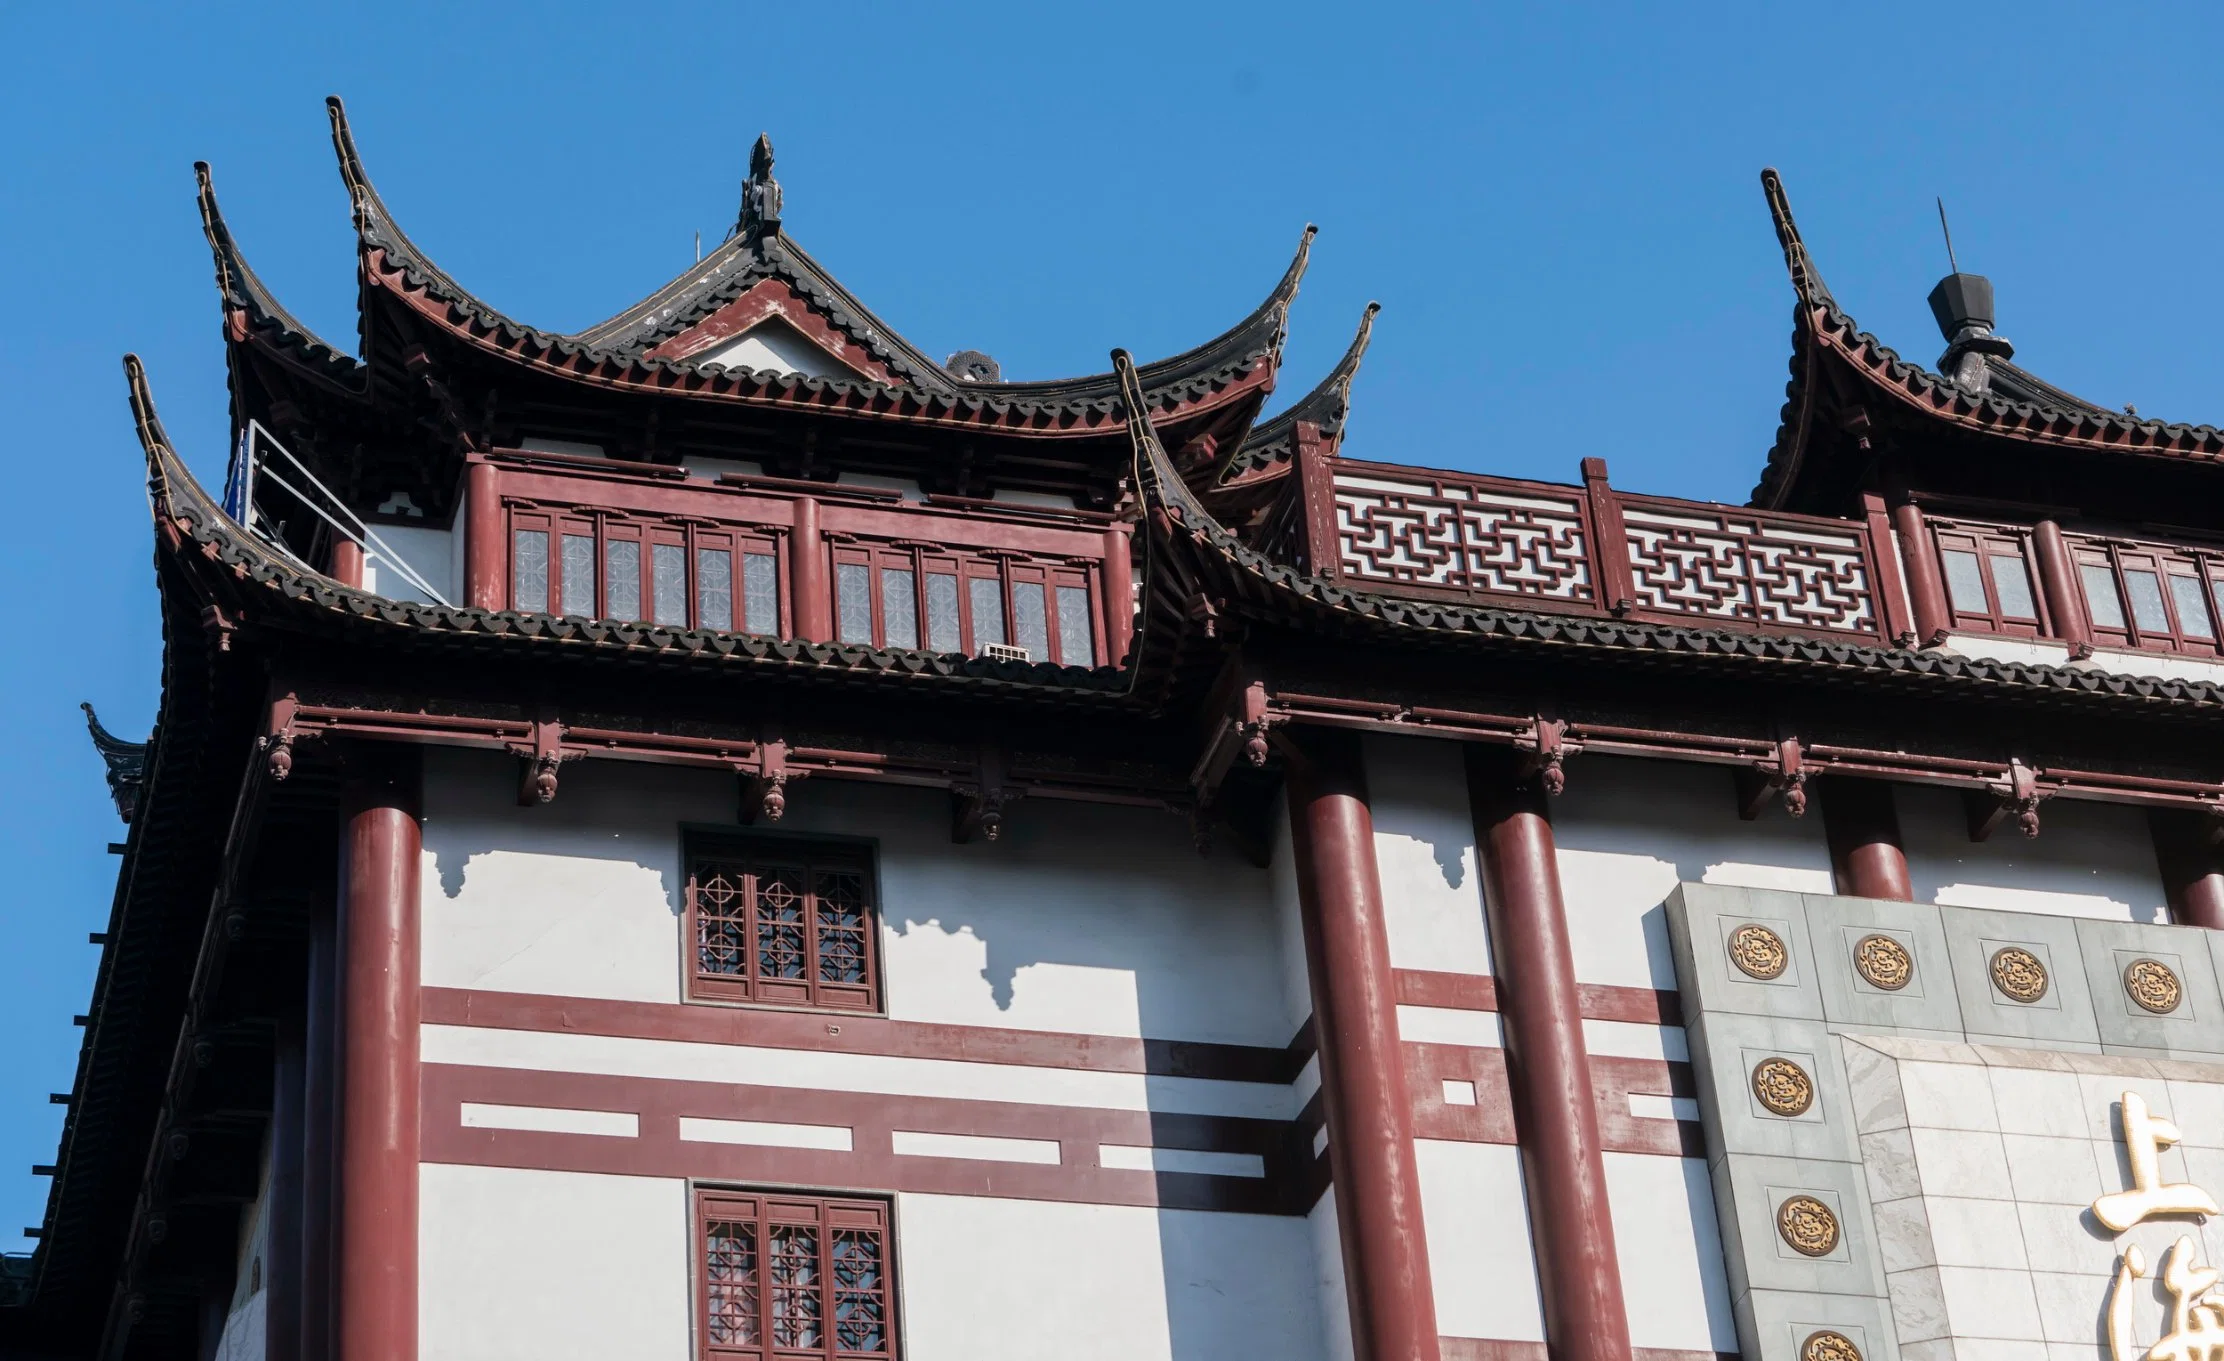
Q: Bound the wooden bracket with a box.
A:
[511,711,569,806]
[258,693,302,781]
[1736,734,1809,820]
[739,737,803,824]
[200,604,237,653]
[1513,714,1575,795]
[1966,759,2050,841]
[952,747,1016,844]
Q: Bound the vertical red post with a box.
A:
[790,496,831,643]
[1284,729,1441,1361]
[1821,777,1914,901]
[1292,422,1342,581]
[2030,520,2094,658]
[1890,498,1951,646]
[1860,493,1917,647]
[1580,457,1635,616]
[337,749,421,1361]
[329,539,365,591]
[2151,809,2224,929]
[464,458,504,611]
[264,1017,306,1361]
[1465,746,1632,1361]
[301,898,338,1361]
[1100,524,1134,668]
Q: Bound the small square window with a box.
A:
[687,837,880,1012]
[699,1189,895,1360]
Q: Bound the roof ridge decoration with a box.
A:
[1222,300,1379,485]
[736,133,781,237]
[194,160,362,390]
[122,353,1139,700]
[79,703,147,825]
[1755,168,2224,509]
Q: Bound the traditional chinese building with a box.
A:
[11,97,2224,1361]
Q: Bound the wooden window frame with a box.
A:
[684,833,882,1013]
[696,1188,896,1361]
[817,539,1102,664]
[2071,536,2224,657]
[506,503,789,637]
[1928,520,2048,638]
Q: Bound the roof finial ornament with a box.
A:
[1926,199,2013,393]
[738,133,782,236]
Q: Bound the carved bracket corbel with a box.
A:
[952,747,1018,844]
[1736,734,1810,820]
[1513,715,1577,795]
[201,603,238,653]
[1967,759,2052,841]
[258,693,307,781]
[738,737,806,824]
[510,712,572,806]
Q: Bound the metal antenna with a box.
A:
[695,230,702,264]
[1936,197,1960,275]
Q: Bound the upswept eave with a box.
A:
[1754,168,2224,510]
[1220,301,1378,486]
[195,161,363,394]
[326,96,1298,436]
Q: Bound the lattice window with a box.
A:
[1928,521,2045,638]
[827,543,1097,666]
[700,1191,894,1361]
[687,840,879,1011]
[2070,535,2224,656]
[1623,506,1876,635]
[508,507,782,636]
[1332,472,1594,601]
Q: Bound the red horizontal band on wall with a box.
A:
[1439,1338,1735,1361]
[1392,969,1683,1027]
[421,1063,1299,1215]
[1400,1044,1698,1158]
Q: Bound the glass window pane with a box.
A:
[606,540,641,621]
[1988,554,2037,619]
[880,567,918,650]
[1056,585,1094,666]
[560,534,595,617]
[512,529,548,613]
[695,548,733,632]
[2170,574,2213,640]
[742,551,778,635]
[969,576,1007,649]
[1941,549,1989,614]
[925,573,961,653]
[2081,563,2127,629]
[652,542,687,626]
[1012,582,1049,661]
[2125,569,2171,634]
[836,562,874,645]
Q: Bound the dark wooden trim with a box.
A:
[1285,728,1443,1361]
[1467,746,1633,1361]
[420,988,1305,1085]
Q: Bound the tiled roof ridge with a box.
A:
[1755,169,2224,508]
[194,160,363,392]
[122,354,1145,704]
[1114,350,2224,713]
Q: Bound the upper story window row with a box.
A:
[1297,454,2224,667]
[476,452,1130,669]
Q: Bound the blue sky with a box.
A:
[3,2,2219,1253]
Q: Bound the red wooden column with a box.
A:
[1821,777,1914,901]
[1890,497,1951,647]
[264,1016,306,1361]
[463,458,504,610]
[790,496,831,642]
[2151,809,2224,929]
[1465,746,1632,1361]
[2030,520,2095,657]
[301,897,339,1361]
[1284,729,1442,1361]
[329,539,365,591]
[336,749,422,1361]
[1100,524,1134,668]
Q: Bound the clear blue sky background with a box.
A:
[3,2,2219,1253]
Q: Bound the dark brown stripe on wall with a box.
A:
[1439,1340,1735,1361]
[422,987,1304,1084]
[1392,970,1682,1026]
[1400,1043,1700,1156]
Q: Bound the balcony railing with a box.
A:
[455,451,1134,668]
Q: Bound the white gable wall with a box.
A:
[693,318,850,380]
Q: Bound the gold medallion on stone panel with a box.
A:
[1776,1194,1840,1257]
[1852,933,1913,991]
[1752,1057,1816,1117]
[1729,923,1790,980]
[1801,1331,1861,1361]
[2124,958,2183,1015]
[1990,945,2049,1003]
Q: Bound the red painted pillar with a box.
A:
[265,1016,306,1361]
[1100,524,1134,668]
[2151,809,2224,929]
[336,750,421,1361]
[1285,729,1441,1361]
[1821,777,1914,901]
[1465,746,1631,1361]
[464,459,504,611]
[790,497,830,643]
[1890,498,1951,647]
[301,897,339,1361]
[329,539,365,591]
[2030,520,2095,658]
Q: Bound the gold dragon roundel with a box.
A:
[1752,1058,1816,1117]
[1853,933,1914,991]
[1801,1331,1862,1361]
[1776,1194,1841,1257]
[1729,923,1790,980]
[1990,946,2049,1004]
[2125,958,2184,1015]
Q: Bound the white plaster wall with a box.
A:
[419,1164,689,1361]
[1602,1152,1737,1352]
[1896,784,2168,923]
[1267,800,1316,1043]
[894,1193,1327,1361]
[209,1136,272,1361]
[1550,756,1835,990]
[695,319,848,379]
[1365,736,1492,976]
[1310,1193,1355,1361]
[420,752,1299,1047]
[362,521,455,606]
[1416,1138,1546,1342]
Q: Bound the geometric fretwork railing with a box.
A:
[1312,455,1906,644]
